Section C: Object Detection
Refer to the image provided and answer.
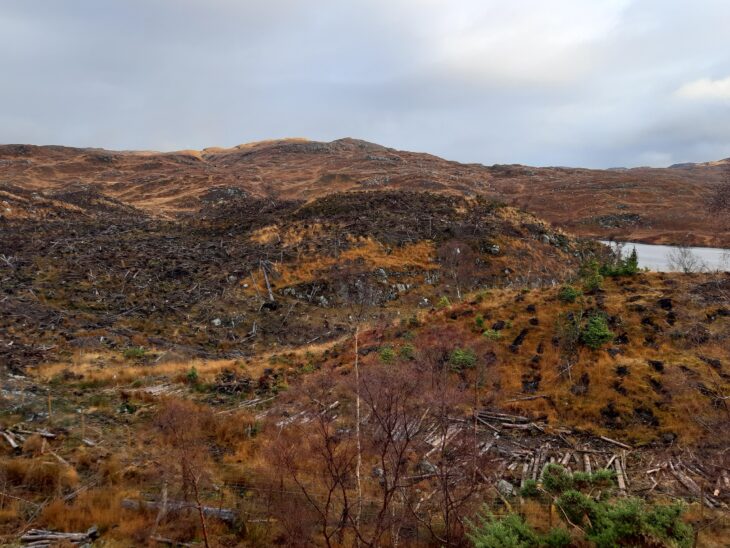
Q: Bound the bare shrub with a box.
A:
[667,244,704,273]
[154,399,216,547]
[437,240,478,301]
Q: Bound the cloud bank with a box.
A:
[0,0,729,167]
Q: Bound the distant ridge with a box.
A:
[1,138,728,246]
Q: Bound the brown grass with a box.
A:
[41,488,125,532]
[0,457,78,492]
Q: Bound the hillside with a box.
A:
[1,138,728,246]
[0,142,729,546]
[0,190,586,371]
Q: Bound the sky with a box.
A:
[1,0,729,168]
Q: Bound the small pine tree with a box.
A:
[625,247,639,274]
[449,347,477,371]
[580,314,614,350]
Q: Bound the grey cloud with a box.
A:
[0,0,728,167]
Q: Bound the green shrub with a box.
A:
[399,343,415,360]
[556,489,594,526]
[379,346,396,364]
[590,468,616,487]
[468,512,573,548]
[580,314,614,350]
[482,329,502,341]
[587,499,692,548]
[600,247,640,277]
[558,285,580,303]
[542,527,572,548]
[123,346,146,359]
[519,479,539,498]
[468,512,539,548]
[580,259,604,293]
[437,296,451,309]
[571,471,592,488]
[475,314,485,330]
[641,502,693,548]
[449,347,477,371]
[186,366,199,385]
[542,464,573,495]
[470,466,690,548]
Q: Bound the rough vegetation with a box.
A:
[0,147,729,546]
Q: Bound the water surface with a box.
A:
[601,241,730,272]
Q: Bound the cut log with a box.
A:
[0,430,19,450]
[614,460,627,494]
[521,460,531,488]
[477,410,531,424]
[474,415,500,432]
[49,450,72,468]
[504,394,549,403]
[500,423,534,430]
[668,462,719,508]
[599,435,632,450]
[583,454,592,474]
[150,536,196,547]
[532,448,546,481]
[530,453,538,481]
[122,498,237,524]
[13,429,55,439]
[20,525,98,545]
[560,451,572,466]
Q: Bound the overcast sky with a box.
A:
[1,0,729,167]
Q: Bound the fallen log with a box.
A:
[122,499,238,524]
[0,430,19,451]
[20,525,98,545]
[504,394,550,403]
[614,459,627,494]
[477,410,530,424]
[13,428,56,439]
[520,460,531,488]
[668,462,719,508]
[599,435,632,450]
[531,449,544,481]
[474,415,500,433]
[150,536,197,547]
[500,423,534,430]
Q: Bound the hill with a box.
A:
[1,138,728,246]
